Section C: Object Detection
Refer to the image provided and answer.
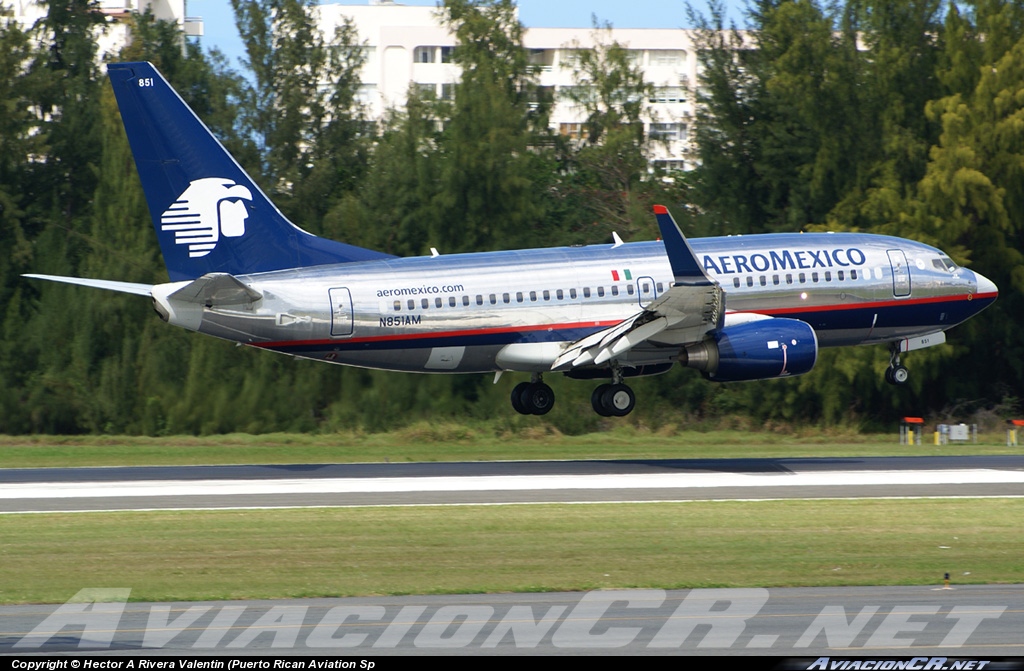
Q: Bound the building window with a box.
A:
[440,46,454,63]
[559,122,588,140]
[648,49,685,67]
[649,87,686,104]
[649,123,687,142]
[414,46,437,64]
[529,48,555,71]
[440,83,456,100]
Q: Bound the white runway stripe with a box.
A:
[3,469,1024,500]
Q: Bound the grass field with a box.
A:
[0,426,1018,468]
[1,498,1021,604]
[2,429,1020,605]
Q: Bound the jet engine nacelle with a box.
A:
[680,318,818,382]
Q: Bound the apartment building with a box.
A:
[6,0,202,59]
[319,0,697,170]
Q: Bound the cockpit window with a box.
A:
[932,256,957,272]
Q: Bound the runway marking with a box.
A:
[3,495,1024,515]
[3,468,1024,500]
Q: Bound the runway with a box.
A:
[2,455,1023,655]
[1,455,1023,512]
[2,585,1022,655]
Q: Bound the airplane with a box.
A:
[25,62,999,417]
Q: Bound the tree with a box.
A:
[431,0,552,252]
[231,0,370,230]
[557,22,669,239]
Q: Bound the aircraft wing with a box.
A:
[551,206,724,371]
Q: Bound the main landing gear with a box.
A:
[510,370,637,417]
[591,383,635,417]
[886,343,909,386]
[511,376,555,415]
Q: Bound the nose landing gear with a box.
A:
[886,343,909,386]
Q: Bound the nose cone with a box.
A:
[974,271,998,298]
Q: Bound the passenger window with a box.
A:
[656,282,664,292]
[462,296,470,306]
[597,286,605,297]
[408,299,415,310]
[557,289,564,300]
[516,291,524,303]
[394,300,401,311]
[489,294,497,305]
[798,273,805,283]
[610,286,618,296]
[422,298,429,309]
[626,284,634,295]
[824,272,831,282]
[570,288,578,299]
[786,274,793,284]
[543,290,551,300]
[476,295,483,306]
[746,277,753,287]
[641,283,649,293]
[812,272,818,283]
[760,276,766,286]
[837,270,845,281]
[530,290,537,301]
[448,296,456,307]
[502,292,510,304]
[583,287,591,298]
[435,297,442,308]
[733,278,741,288]
[851,269,858,280]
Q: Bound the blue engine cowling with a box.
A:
[680,318,818,382]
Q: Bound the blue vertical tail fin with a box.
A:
[107,61,392,282]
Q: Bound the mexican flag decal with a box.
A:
[611,269,633,281]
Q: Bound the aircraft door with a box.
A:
[329,287,353,337]
[886,250,911,297]
[637,276,658,307]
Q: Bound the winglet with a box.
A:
[652,205,713,285]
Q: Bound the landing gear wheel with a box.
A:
[591,384,612,416]
[520,382,555,415]
[511,382,532,415]
[890,365,909,385]
[602,383,636,417]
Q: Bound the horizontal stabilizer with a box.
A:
[168,273,262,306]
[23,274,153,296]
